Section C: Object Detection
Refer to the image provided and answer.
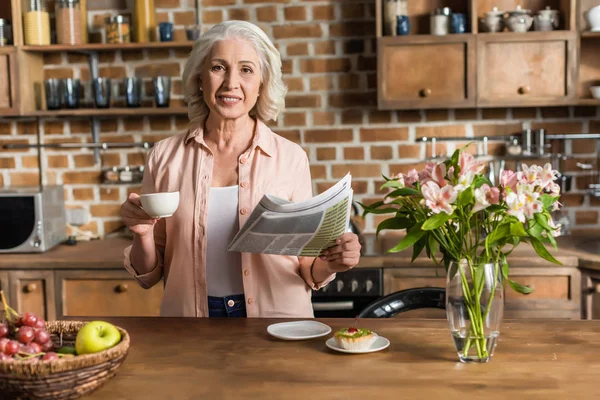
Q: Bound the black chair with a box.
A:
[357,287,446,318]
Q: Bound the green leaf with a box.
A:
[486,204,505,214]
[380,180,404,190]
[422,212,452,231]
[485,223,510,248]
[501,262,534,294]
[376,217,414,235]
[387,224,425,253]
[365,207,400,215]
[529,236,562,265]
[540,194,559,210]
[534,213,552,231]
[457,187,474,207]
[412,237,426,262]
[527,221,544,240]
[473,175,492,188]
[427,233,439,263]
[387,187,421,197]
[509,222,528,237]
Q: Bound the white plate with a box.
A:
[267,321,332,341]
[325,334,390,354]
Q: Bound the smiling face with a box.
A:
[200,39,262,122]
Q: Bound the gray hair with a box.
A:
[182,20,287,124]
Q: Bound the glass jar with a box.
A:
[0,19,12,46]
[105,15,130,44]
[55,0,82,45]
[23,0,51,45]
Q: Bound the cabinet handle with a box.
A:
[115,284,129,293]
[23,283,37,293]
[419,88,432,98]
[595,283,600,293]
[518,86,530,95]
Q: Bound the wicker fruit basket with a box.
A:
[0,320,130,400]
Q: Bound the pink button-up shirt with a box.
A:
[124,118,335,317]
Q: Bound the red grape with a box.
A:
[42,352,59,361]
[0,322,8,338]
[0,338,9,353]
[17,326,34,344]
[28,342,42,354]
[14,317,22,327]
[0,353,12,361]
[40,340,54,352]
[22,312,38,328]
[34,329,50,344]
[4,341,19,356]
[34,319,45,329]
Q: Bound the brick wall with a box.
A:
[1,0,599,236]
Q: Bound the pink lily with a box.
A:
[421,181,457,215]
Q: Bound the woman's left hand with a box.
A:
[319,232,362,273]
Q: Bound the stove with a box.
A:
[311,268,383,318]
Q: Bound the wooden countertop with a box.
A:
[81,317,600,399]
[0,235,584,269]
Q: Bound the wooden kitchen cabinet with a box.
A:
[476,32,577,107]
[56,270,164,318]
[383,265,581,319]
[0,47,17,115]
[581,268,600,320]
[0,271,9,301]
[8,270,56,321]
[377,35,476,109]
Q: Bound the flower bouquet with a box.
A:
[362,147,562,362]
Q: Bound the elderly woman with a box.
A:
[120,20,361,318]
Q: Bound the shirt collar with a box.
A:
[184,117,275,157]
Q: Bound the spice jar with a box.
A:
[105,15,130,44]
[23,0,51,45]
[0,19,12,46]
[430,7,451,36]
[56,0,82,45]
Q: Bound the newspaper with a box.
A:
[228,173,353,256]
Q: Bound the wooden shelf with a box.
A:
[581,31,600,38]
[23,107,188,117]
[576,99,600,105]
[20,42,194,52]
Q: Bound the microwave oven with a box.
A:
[0,186,66,253]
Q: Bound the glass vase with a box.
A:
[446,259,504,363]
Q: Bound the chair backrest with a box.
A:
[357,287,446,318]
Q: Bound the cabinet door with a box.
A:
[504,267,580,319]
[9,270,56,321]
[0,47,17,115]
[378,35,476,109]
[477,32,576,106]
[383,268,446,319]
[56,270,164,318]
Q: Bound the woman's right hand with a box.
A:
[120,193,158,237]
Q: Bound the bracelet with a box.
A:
[310,257,319,284]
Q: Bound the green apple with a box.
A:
[75,321,121,355]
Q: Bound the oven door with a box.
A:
[312,296,380,318]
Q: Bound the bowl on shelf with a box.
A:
[590,86,600,99]
[586,5,600,32]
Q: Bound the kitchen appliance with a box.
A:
[312,268,383,318]
[0,186,66,253]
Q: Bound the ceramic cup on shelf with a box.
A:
[158,22,173,42]
[538,6,560,29]
[451,13,467,33]
[396,15,410,35]
[479,7,505,33]
[586,5,600,32]
[506,5,533,32]
[185,24,201,41]
[590,86,600,99]
[533,15,554,31]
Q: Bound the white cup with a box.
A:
[140,191,180,218]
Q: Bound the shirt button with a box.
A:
[247,298,254,305]
[240,181,248,188]
[240,157,247,164]
[244,269,250,276]
[203,175,208,180]
[240,208,247,215]
[227,300,235,307]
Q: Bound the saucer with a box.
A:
[267,321,332,341]
[325,334,390,354]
